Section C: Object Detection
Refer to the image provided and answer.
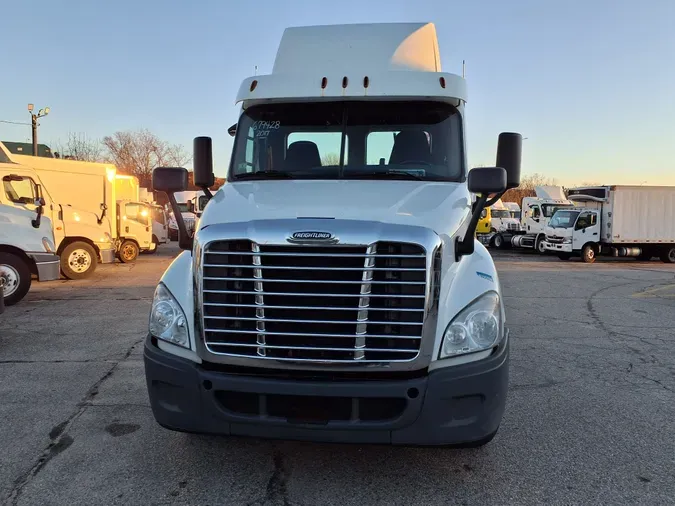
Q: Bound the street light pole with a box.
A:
[27,104,50,156]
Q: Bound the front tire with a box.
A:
[118,240,139,263]
[535,236,547,254]
[493,233,504,249]
[581,244,597,264]
[61,242,98,280]
[0,253,32,306]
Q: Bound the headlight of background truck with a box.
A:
[439,291,503,359]
[149,283,190,348]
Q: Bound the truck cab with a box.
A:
[542,207,599,260]
[143,22,522,447]
[116,200,156,261]
[0,197,60,306]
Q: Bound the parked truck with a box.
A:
[0,145,116,279]
[144,22,523,447]
[0,200,60,305]
[543,185,675,263]
[0,142,154,274]
[480,185,576,252]
[167,190,201,240]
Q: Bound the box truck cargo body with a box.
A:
[543,185,675,263]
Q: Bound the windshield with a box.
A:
[176,203,189,213]
[549,210,580,228]
[228,101,464,181]
[542,203,573,218]
[511,211,521,219]
[491,210,511,218]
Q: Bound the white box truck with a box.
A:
[143,22,524,447]
[0,147,116,279]
[0,200,60,306]
[1,142,154,271]
[543,185,675,263]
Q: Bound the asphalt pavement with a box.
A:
[1,245,674,506]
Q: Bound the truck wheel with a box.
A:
[581,244,597,264]
[493,234,504,249]
[660,246,675,264]
[535,236,547,254]
[61,242,98,280]
[0,252,32,306]
[119,240,139,263]
[558,253,572,260]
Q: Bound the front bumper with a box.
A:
[99,247,116,264]
[543,241,572,253]
[144,333,510,446]
[27,252,60,281]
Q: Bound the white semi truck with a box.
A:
[543,185,675,263]
[167,190,200,240]
[485,185,576,252]
[0,201,60,306]
[143,22,523,447]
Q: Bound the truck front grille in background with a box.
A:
[546,235,564,244]
[507,223,519,231]
[201,240,427,363]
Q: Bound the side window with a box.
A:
[153,208,166,225]
[125,203,150,226]
[532,206,541,219]
[287,132,346,167]
[2,175,37,205]
[589,213,597,226]
[575,212,591,230]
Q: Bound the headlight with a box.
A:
[563,238,572,244]
[439,291,503,359]
[42,237,55,253]
[149,283,190,348]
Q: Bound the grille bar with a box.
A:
[201,240,427,363]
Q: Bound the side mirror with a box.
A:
[496,132,523,189]
[193,137,215,188]
[152,167,189,193]
[228,124,237,137]
[100,203,108,211]
[468,167,507,194]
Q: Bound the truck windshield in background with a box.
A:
[549,210,580,228]
[229,100,464,182]
[542,203,572,217]
[491,210,511,218]
[176,203,190,213]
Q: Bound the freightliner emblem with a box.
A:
[288,231,338,243]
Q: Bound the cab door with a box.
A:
[152,206,168,243]
[121,202,152,249]
[572,210,600,249]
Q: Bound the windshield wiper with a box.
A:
[345,171,424,181]
[234,170,295,181]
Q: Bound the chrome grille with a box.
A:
[546,235,564,244]
[201,240,427,363]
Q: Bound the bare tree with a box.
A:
[502,173,559,206]
[102,129,191,187]
[52,132,105,162]
[321,153,340,166]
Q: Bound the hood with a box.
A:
[199,180,471,237]
[0,204,54,251]
[544,225,572,237]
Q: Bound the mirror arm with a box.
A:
[31,204,43,229]
[200,186,213,199]
[456,194,489,261]
[167,192,194,251]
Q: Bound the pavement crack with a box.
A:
[247,448,293,506]
[4,336,144,505]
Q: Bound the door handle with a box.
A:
[125,226,129,233]
[592,232,598,235]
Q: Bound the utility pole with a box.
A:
[27,104,50,156]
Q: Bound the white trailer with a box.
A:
[543,185,675,263]
[145,22,524,447]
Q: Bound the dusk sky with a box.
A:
[1,0,674,186]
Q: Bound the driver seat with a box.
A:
[389,130,431,164]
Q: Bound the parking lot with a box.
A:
[1,245,674,506]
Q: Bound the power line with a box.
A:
[0,119,30,126]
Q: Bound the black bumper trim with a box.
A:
[144,334,509,446]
